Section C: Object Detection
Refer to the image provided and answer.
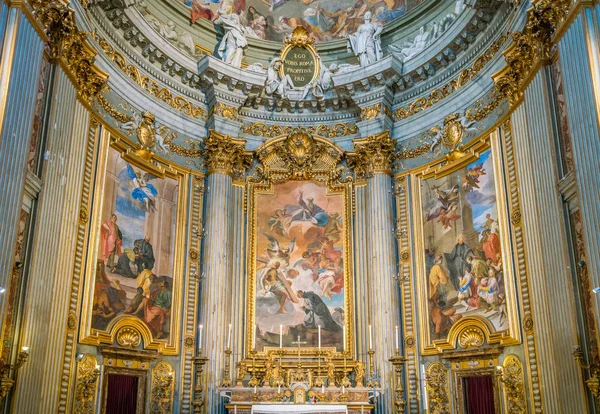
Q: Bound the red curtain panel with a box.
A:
[105,374,139,414]
[464,375,495,414]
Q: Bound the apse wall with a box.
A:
[0,1,598,414]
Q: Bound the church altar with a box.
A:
[222,387,375,414]
[250,404,348,413]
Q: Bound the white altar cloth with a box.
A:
[250,404,348,414]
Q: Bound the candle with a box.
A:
[21,347,29,353]
[227,323,232,349]
[342,385,345,394]
[198,324,203,351]
[234,406,237,414]
[318,325,321,349]
[369,324,373,350]
[253,325,257,350]
[254,385,257,394]
[321,385,324,394]
[278,385,281,394]
[279,324,283,348]
[395,326,399,351]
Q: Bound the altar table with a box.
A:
[250,404,348,413]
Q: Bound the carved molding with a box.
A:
[203,131,251,180]
[348,132,397,179]
[241,122,359,139]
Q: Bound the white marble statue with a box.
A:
[389,25,432,61]
[302,62,339,100]
[147,17,196,56]
[215,9,248,68]
[265,58,295,99]
[245,62,267,74]
[346,11,383,67]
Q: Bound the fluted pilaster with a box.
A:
[365,173,399,413]
[350,132,399,412]
[13,68,90,413]
[0,13,44,334]
[353,186,370,363]
[558,10,600,343]
[200,171,233,413]
[510,69,586,413]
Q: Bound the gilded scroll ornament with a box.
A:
[30,1,108,103]
[67,312,77,331]
[501,356,526,414]
[458,326,486,349]
[240,122,358,139]
[93,34,206,120]
[116,326,142,348]
[348,132,397,179]
[216,103,239,121]
[151,361,175,414]
[510,210,522,227]
[96,94,134,123]
[185,336,195,348]
[360,103,389,121]
[426,362,451,414]
[394,33,510,121]
[203,131,251,180]
[73,355,100,414]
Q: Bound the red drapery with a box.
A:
[105,374,138,414]
[464,375,495,414]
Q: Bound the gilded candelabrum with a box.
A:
[272,350,285,388]
[366,349,379,388]
[573,346,600,402]
[248,350,260,387]
[313,350,326,388]
[389,352,407,413]
[219,348,232,388]
[0,348,29,400]
[340,353,351,388]
[192,353,208,413]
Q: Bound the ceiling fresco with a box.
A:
[179,0,428,42]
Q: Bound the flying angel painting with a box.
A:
[126,164,158,212]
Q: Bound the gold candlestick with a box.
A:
[340,353,351,388]
[192,353,208,413]
[273,349,285,388]
[248,350,260,387]
[314,350,325,388]
[219,348,232,388]
[389,353,407,413]
[366,349,379,388]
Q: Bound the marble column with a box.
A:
[350,132,399,413]
[199,131,249,413]
[510,69,587,413]
[557,8,600,345]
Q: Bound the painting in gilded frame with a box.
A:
[248,180,352,354]
[80,133,187,354]
[412,138,520,354]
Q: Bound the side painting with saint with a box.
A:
[91,147,178,341]
[254,181,345,352]
[420,148,507,341]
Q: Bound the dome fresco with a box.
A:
[180,0,428,42]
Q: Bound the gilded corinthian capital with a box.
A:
[203,131,252,180]
[348,132,397,179]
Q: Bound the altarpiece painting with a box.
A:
[80,133,187,354]
[412,138,520,354]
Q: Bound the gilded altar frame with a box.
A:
[79,129,189,355]
[244,131,355,360]
[410,134,521,355]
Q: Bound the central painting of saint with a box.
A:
[253,181,345,352]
